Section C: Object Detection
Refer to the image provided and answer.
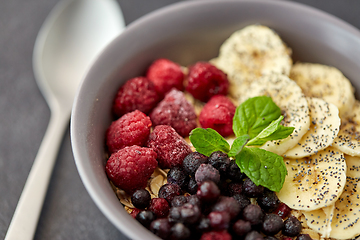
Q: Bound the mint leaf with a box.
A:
[189,128,230,156]
[247,116,295,146]
[233,96,281,138]
[235,147,287,192]
[228,135,249,157]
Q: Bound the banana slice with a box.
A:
[237,74,310,155]
[290,62,355,118]
[212,25,292,99]
[330,155,360,239]
[284,98,341,158]
[302,204,335,238]
[333,101,360,157]
[277,147,346,211]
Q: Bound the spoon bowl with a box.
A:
[5,1,124,239]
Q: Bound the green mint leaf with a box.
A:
[235,147,287,192]
[189,128,230,156]
[247,116,295,146]
[233,96,281,138]
[228,135,250,157]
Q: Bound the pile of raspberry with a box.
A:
[128,151,310,240]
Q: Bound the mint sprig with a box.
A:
[189,96,294,192]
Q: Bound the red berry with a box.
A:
[129,208,141,218]
[147,125,192,169]
[150,89,197,137]
[274,203,291,219]
[186,62,229,102]
[105,146,157,194]
[106,110,152,154]
[146,58,185,96]
[112,77,160,117]
[148,198,170,218]
[199,95,235,137]
[200,230,232,240]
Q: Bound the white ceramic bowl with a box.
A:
[71,1,360,239]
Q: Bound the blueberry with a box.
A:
[242,178,264,197]
[131,189,151,209]
[244,230,264,240]
[196,180,220,203]
[208,211,231,230]
[196,216,211,232]
[168,167,189,190]
[195,164,220,185]
[136,210,156,228]
[228,182,243,196]
[171,195,187,207]
[170,222,191,240]
[261,213,284,235]
[296,234,312,240]
[179,203,201,224]
[187,177,198,195]
[169,206,182,223]
[283,216,302,237]
[242,204,264,225]
[208,151,230,176]
[183,152,208,176]
[232,219,252,236]
[227,161,245,182]
[264,236,278,240]
[158,183,182,203]
[232,194,251,212]
[257,189,280,212]
[150,218,171,239]
[186,195,201,208]
[212,196,240,219]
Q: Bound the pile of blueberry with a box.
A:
[129,151,311,240]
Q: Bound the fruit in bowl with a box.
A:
[71,1,360,239]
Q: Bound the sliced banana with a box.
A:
[212,25,292,99]
[277,147,346,211]
[284,98,341,158]
[290,62,355,118]
[330,155,360,239]
[237,74,310,155]
[302,204,335,238]
[333,101,360,157]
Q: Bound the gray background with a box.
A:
[1,0,359,239]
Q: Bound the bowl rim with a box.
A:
[71,0,360,239]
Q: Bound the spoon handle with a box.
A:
[5,111,69,240]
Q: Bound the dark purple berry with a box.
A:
[170,222,191,240]
[195,164,220,185]
[242,204,264,225]
[171,195,188,207]
[227,161,244,182]
[158,183,182,203]
[186,195,201,208]
[283,216,302,237]
[242,178,264,197]
[150,218,172,239]
[187,178,198,195]
[168,167,189,190]
[196,216,211,232]
[212,196,240,219]
[274,203,291,219]
[264,237,278,240]
[208,151,231,176]
[208,211,231,230]
[136,210,156,228]
[261,213,284,235]
[183,152,208,176]
[296,234,312,240]
[257,189,280,212]
[169,206,182,223]
[131,189,151,209]
[232,194,251,212]
[179,203,201,224]
[232,219,252,236]
[245,231,264,240]
[197,180,220,203]
[228,182,243,196]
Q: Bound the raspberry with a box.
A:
[146,58,185,96]
[129,208,141,218]
[106,110,152,154]
[150,89,197,137]
[105,146,157,194]
[186,62,229,102]
[200,231,232,240]
[147,125,192,169]
[112,77,160,117]
[199,95,235,137]
[148,198,170,218]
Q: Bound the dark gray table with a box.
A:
[1,0,359,239]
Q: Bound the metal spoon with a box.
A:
[5,1,124,239]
